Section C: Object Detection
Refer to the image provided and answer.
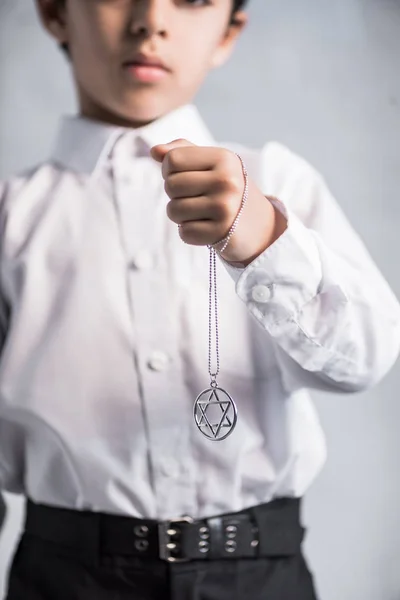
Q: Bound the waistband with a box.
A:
[24,497,305,566]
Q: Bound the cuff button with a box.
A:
[251,284,271,303]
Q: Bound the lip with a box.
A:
[123,53,171,83]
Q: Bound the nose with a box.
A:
[130,0,168,39]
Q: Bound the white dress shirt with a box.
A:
[0,105,399,520]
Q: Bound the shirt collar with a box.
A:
[51,104,215,175]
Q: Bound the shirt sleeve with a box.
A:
[222,144,400,393]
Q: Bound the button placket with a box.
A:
[111,146,196,518]
[128,269,195,517]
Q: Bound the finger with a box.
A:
[164,171,210,199]
[178,220,227,247]
[162,146,220,177]
[154,145,221,179]
[150,138,196,163]
[167,196,222,225]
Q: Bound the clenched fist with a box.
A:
[151,139,286,266]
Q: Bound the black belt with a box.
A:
[24,497,304,564]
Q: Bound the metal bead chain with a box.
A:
[212,154,249,255]
[208,246,220,386]
[206,153,248,387]
[179,153,247,389]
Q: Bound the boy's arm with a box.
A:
[223,152,400,393]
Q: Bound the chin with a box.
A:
[101,103,163,128]
[124,107,165,126]
[80,80,185,127]
[118,91,186,126]
[127,103,172,123]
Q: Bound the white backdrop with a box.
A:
[1,0,400,598]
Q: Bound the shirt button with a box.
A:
[130,251,153,271]
[147,351,170,372]
[251,284,271,303]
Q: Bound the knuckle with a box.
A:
[179,225,192,244]
[227,172,243,195]
[166,200,178,222]
[164,179,171,197]
[167,148,182,169]
[179,223,203,246]
[216,153,242,194]
[164,175,175,198]
[219,148,237,171]
[214,172,230,192]
[214,173,242,200]
[212,199,228,221]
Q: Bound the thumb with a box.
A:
[150,138,196,163]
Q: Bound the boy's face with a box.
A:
[36,0,247,127]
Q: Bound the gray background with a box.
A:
[0,0,399,598]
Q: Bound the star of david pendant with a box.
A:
[194,386,238,441]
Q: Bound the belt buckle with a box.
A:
[158,516,194,563]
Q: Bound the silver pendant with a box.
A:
[194,386,237,441]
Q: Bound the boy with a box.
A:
[2,0,400,598]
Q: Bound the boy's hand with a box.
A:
[151,139,286,266]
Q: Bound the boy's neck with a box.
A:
[80,105,157,129]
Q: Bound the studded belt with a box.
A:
[24,497,305,563]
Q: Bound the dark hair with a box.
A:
[233,0,248,12]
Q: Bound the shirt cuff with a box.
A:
[220,202,323,333]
